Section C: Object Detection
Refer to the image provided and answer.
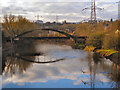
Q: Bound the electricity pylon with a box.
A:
[82,0,104,24]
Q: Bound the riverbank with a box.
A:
[3,39,120,66]
[84,46,120,65]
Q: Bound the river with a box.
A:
[2,41,120,88]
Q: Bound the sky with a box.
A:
[0,0,119,22]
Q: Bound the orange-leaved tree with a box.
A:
[2,14,36,37]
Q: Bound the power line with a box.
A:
[82,0,104,24]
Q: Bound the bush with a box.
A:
[86,32,105,49]
[103,33,120,51]
[96,49,118,57]
[84,46,96,52]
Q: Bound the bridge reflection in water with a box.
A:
[2,42,120,88]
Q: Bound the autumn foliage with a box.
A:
[75,20,120,51]
[2,14,36,37]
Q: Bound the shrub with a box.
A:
[86,32,105,49]
[96,49,118,57]
[84,46,96,52]
[103,33,120,51]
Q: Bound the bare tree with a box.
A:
[2,14,35,37]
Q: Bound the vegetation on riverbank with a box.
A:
[75,20,120,51]
[2,14,120,55]
[75,19,120,60]
[96,49,119,57]
[84,46,96,52]
[84,45,118,56]
[84,45,119,58]
[84,45,120,65]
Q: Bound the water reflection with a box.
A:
[92,53,120,88]
[2,42,120,88]
[2,55,33,76]
[2,40,36,76]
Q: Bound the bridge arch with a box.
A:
[14,28,77,43]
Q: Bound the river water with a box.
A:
[2,42,120,88]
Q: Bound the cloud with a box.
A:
[2,45,89,86]
[2,58,112,87]
[2,44,114,88]
[2,59,88,86]
[1,1,118,22]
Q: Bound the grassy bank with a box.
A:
[84,45,119,59]
[96,49,118,57]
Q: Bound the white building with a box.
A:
[36,20,43,24]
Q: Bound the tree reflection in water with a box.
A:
[2,40,36,76]
[2,41,120,88]
[2,40,65,77]
[92,53,120,88]
[2,55,33,76]
[86,53,97,89]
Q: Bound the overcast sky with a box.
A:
[0,0,119,22]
